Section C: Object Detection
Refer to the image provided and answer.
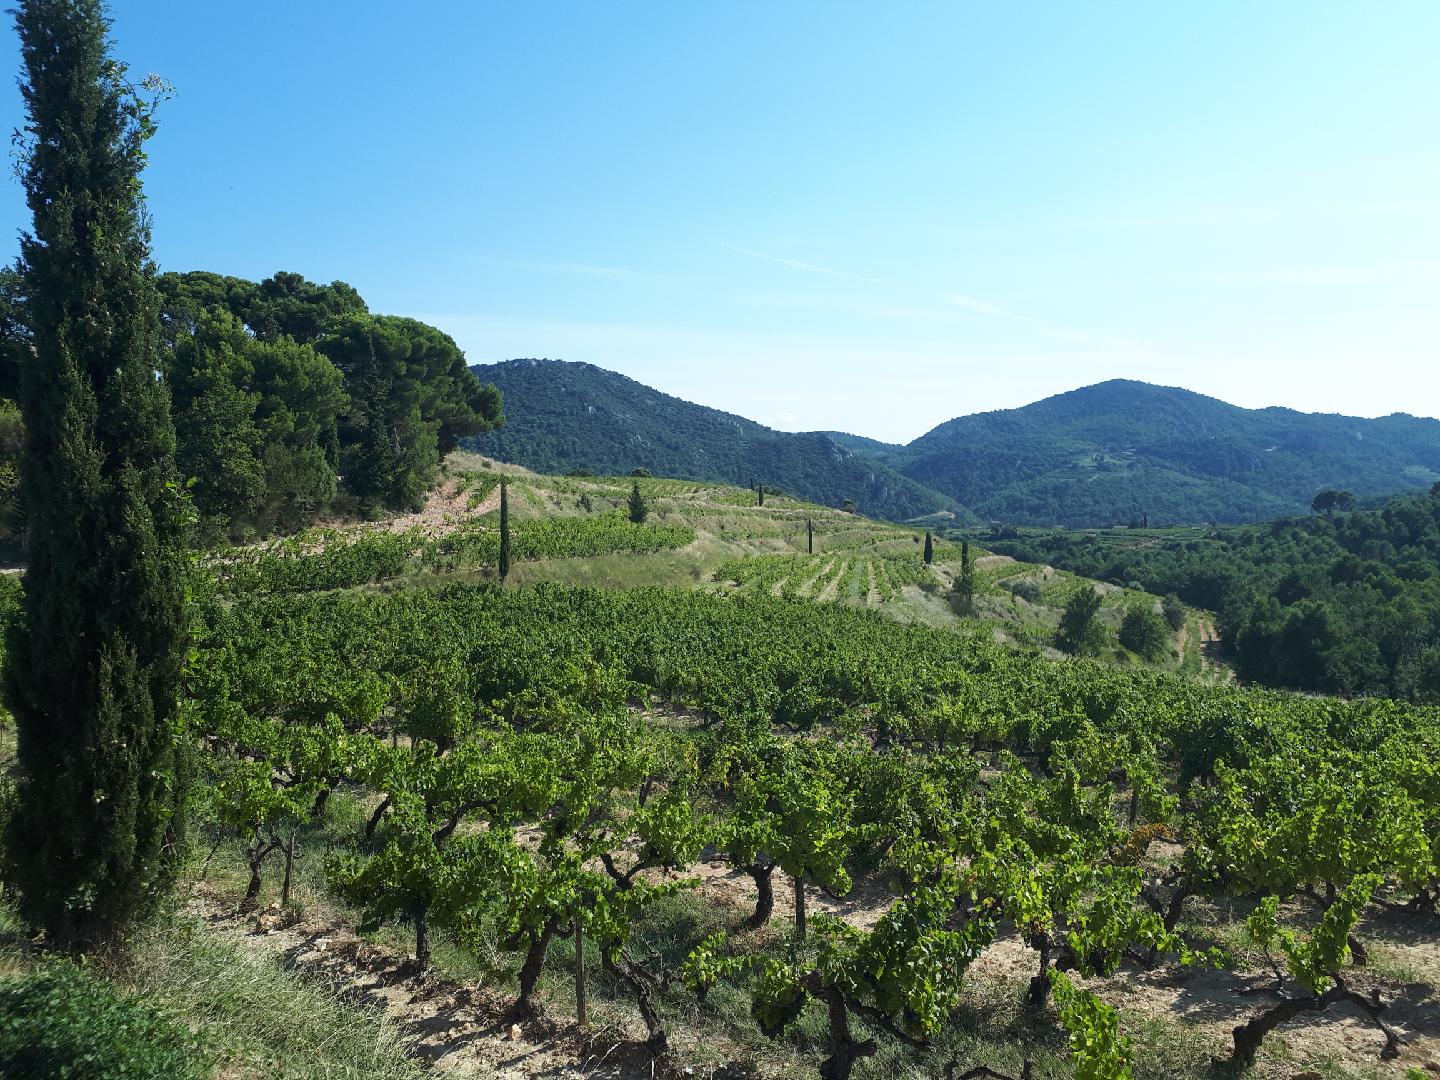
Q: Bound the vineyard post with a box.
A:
[794,872,807,940]
[574,915,588,1026]
[807,518,814,554]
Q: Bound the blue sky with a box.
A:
[2,2,1437,442]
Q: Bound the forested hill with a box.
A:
[879,379,1440,527]
[456,362,1440,529]
[460,358,966,522]
[982,486,1440,701]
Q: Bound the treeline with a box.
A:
[0,267,503,546]
[985,487,1440,701]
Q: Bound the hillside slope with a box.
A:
[462,362,1440,529]
[881,380,1440,527]
[461,359,967,522]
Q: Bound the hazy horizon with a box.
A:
[3,2,1436,442]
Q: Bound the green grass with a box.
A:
[0,901,424,1080]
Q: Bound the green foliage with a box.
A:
[628,478,649,524]
[498,478,511,580]
[898,378,1440,526]
[715,552,930,603]
[187,572,1440,1076]
[1312,489,1355,515]
[1056,587,1106,655]
[155,270,501,528]
[1048,970,1133,1080]
[1118,606,1171,660]
[5,0,190,948]
[1246,874,1382,994]
[1160,594,1186,632]
[0,965,207,1080]
[988,488,1440,699]
[167,310,346,537]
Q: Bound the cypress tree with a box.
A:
[806,518,813,554]
[952,539,976,616]
[5,0,189,949]
[923,531,933,564]
[627,479,648,524]
[756,483,764,507]
[498,477,510,582]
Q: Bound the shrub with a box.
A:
[0,965,207,1080]
[1005,578,1043,604]
[1161,593,1186,631]
[1119,607,1172,661]
[1056,587,1106,655]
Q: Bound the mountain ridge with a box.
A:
[460,359,967,523]
[462,360,1440,527]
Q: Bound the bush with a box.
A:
[1005,578,1043,604]
[1120,607,1173,661]
[1056,587,1106,655]
[1161,593,1186,631]
[0,965,207,1079]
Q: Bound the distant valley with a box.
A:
[464,359,1440,528]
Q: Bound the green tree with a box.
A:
[923,531,933,564]
[1056,587,1106,655]
[169,322,266,530]
[161,300,347,534]
[321,314,501,511]
[1119,607,1171,661]
[4,0,189,949]
[628,479,649,524]
[1311,489,1354,516]
[498,477,510,581]
[1160,593,1186,632]
[951,539,976,615]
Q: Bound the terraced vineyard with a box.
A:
[713,552,938,603]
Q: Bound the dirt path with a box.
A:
[1182,612,1234,682]
[814,560,848,603]
[793,557,837,599]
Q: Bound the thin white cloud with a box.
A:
[942,293,1017,318]
[724,245,897,287]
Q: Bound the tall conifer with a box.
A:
[5,0,188,948]
[498,477,510,581]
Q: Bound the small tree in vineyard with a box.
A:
[498,477,510,581]
[628,479,649,524]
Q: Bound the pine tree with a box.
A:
[498,477,510,582]
[5,0,189,949]
[923,531,934,564]
[628,479,648,524]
